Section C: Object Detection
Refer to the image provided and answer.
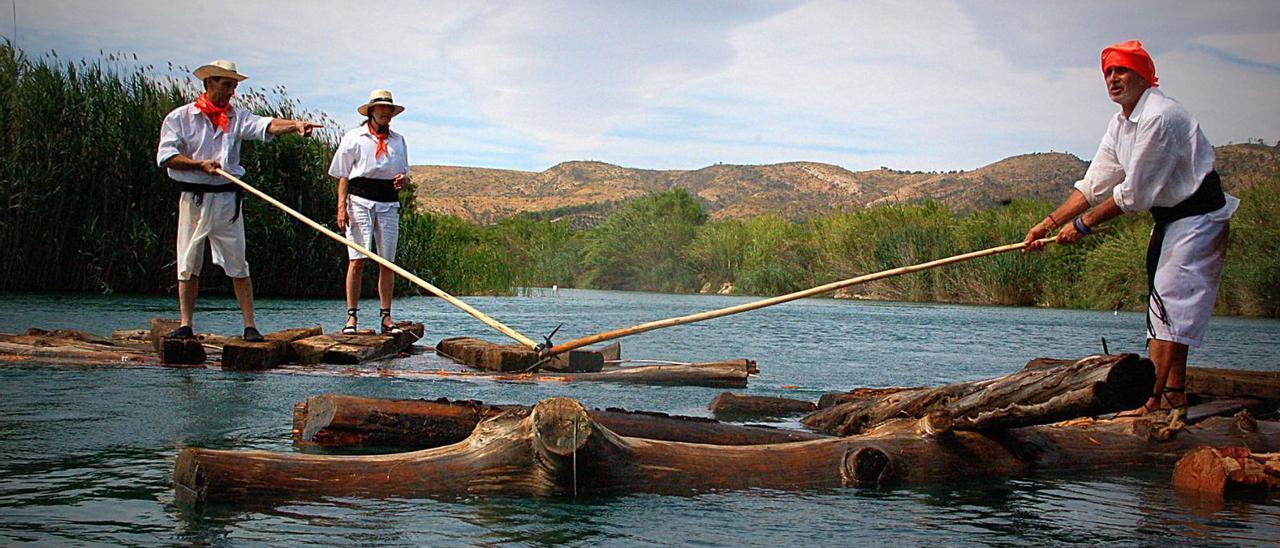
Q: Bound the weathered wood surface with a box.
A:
[151,319,206,365]
[1173,446,1280,496]
[221,326,323,371]
[0,329,164,367]
[804,354,1154,436]
[288,323,424,365]
[1024,357,1280,400]
[708,392,816,418]
[817,387,918,409]
[435,337,611,373]
[292,394,826,449]
[174,397,1280,503]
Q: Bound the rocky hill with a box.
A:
[409,144,1280,224]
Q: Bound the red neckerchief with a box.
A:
[368,121,390,159]
[193,93,232,133]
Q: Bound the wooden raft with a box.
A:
[436,336,756,388]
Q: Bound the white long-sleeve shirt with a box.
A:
[327,124,409,181]
[1074,87,1234,216]
[156,103,273,185]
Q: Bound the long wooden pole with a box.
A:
[543,236,1058,356]
[215,168,539,349]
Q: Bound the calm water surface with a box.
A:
[1,289,1278,545]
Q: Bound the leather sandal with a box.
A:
[380,308,404,334]
[166,325,195,340]
[243,326,265,342]
[342,308,358,335]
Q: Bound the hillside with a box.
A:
[410,144,1280,224]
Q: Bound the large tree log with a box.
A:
[0,329,162,367]
[435,337,612,373]
[804,354,1153,436]
[292,394,825,449]
[173,397,1280,503]
[1025,358,1280,400]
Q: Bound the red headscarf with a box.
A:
[368,121,390,159]
[1101,40,1158,87]
[193,93,232,133]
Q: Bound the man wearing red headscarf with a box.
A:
[1022,40,1238,419]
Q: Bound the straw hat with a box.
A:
[193,59,249,82]
[358,89,406,117]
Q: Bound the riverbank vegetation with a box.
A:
[3,44,1277,317]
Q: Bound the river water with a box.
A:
[1,289,1277,545]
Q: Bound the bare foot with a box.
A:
[1115,398,1158,418]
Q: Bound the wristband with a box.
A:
[1044,215,1059,230]
[1073,216,1092,236]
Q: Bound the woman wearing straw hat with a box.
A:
[328,90,410,334]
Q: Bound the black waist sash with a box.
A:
[1145,170,1225,338]
[348,177,399,203]
[174,181,243,222]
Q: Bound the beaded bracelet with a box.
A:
[1073,216,1093,236]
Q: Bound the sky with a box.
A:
[7,0,1280,173]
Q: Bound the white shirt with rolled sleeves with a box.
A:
[1074,87,1239,347]
[1073,87,1238,219]
[156,103,273,185]
[328,124,409,183]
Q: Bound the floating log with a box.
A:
[173,397,1280,503]
[1025,357,1280,400]
[435,336,610,373]
[817,387,919,409]
[152,318,206,365]
[221,326,324,371]
[288,323,424,365]
[0,329,161,367]
[708,392,816,418]
[804,354,1154,436]
[292,394,825,449]
[1173,446,1280,496]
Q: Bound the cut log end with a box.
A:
[1172,446,1229,496]
[173,448,207,505]
[844,446,895,488]
[532,397,593,456]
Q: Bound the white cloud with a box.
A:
[9,0,1280,172]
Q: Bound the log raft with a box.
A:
[804,354,1155,436]
[174,396,1280,503]
[292,394,826,450]
[437,336,756,388]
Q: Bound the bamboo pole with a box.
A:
[215,169,539,349]
[543,236,1058,356]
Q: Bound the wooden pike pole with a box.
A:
[215,168,539,349]
[542,236,1058,356]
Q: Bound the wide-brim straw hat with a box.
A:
[358,89,406,117]
[193,59,249,82]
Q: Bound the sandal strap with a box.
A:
[380,308,392,318]
[1162,386,1185,393]
[348,308,359,317]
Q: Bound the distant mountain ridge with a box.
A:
[409,143,1280,224]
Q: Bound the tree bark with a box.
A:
[1025,358,1280,400]
[174,397,1280,503]
[803,354,1154,436]
[292,394,825,449]
[1173,446,1280,496]
[708,392,816,418]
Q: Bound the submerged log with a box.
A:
[708,392,816,418]
[292,394,824,449]
[221,326,323,371]
[288,323,423,365]
[1173,446,1280,496]
[435,337,611,373]
[173,397,1280,503]
[804,354,1153,436]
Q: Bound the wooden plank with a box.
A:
[151,318,205,365]
[288,323,423,365]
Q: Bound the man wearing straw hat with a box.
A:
[1023,40,1238,419]
[329,89,410,335]
[156,59,317,342]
